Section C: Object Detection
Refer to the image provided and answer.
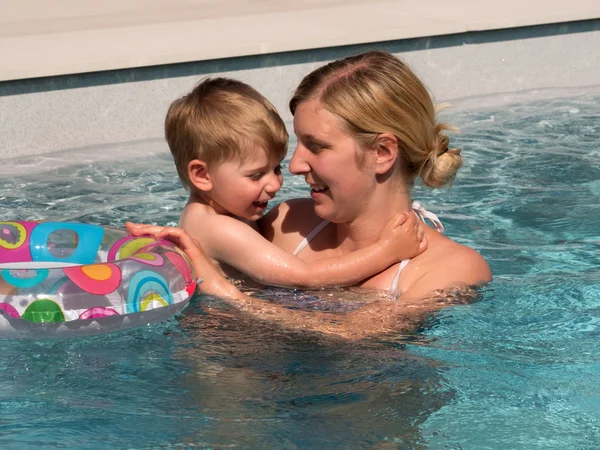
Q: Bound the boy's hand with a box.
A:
[124,222,242,299]
[125,222,163,238]
[379,212,427,264]
[125,222,201,259]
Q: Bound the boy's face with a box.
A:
[207,147,283,221]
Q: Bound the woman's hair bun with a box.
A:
[420,122,462,188]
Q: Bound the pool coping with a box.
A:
[2,0,600,82]
[2,83,599,173]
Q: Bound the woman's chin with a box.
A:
[313,203,337,222]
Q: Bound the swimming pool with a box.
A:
[1,91,599,448]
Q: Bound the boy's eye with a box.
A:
[274,165,282,175]
[249,173,263,181]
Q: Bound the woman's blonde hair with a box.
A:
[290,51,461,188]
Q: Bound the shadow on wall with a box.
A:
[1,19,599,97]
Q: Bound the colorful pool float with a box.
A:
[0,221,197,338]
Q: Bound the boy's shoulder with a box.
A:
[180,202,234,236]
[180,201,260,252]
[179,201,210,228]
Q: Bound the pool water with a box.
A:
[1,92,600,448]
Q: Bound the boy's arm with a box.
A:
[182,213,425,288]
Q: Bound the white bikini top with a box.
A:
[293,201,444,295]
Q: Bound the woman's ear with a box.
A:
[374,133,399,174]
[188,159,213,192]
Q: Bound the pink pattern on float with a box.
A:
[107,235,136,261]
[0,302,20,318]
[186,281,197,297]
[166,252,194,283]
[0,221,37,264]
[64,263,122,295]
[0,220,196,337]
[79,307,120,320]
[127,252,165,266]
[108,235,156,261]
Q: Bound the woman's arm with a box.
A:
[127,224,361,336]
[127,225,489,340]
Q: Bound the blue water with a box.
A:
[1,92,599,448]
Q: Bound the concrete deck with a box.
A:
[1,2,600,159]
[2,0,600,81]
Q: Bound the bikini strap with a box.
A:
[390,259,410,296]
[412,201,444,233]
[293,219,330,256]
[292,202,443,295]
[391,202,445,296]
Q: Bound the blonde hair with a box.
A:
[290,51,461,188]
[166,78,288,190]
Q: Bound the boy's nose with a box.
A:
[289,144,310,175]
[265,172,282,193]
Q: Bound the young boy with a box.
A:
[129,78,425,288]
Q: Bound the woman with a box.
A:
[261,50,491,300]
[129,50,491,338]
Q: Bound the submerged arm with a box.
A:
[125,223,416,337]
[218,237,492,339]
[126,223,488,339]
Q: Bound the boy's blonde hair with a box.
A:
[166,78,288,190]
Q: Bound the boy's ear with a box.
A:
[373,133,399,175]
[188,159,212,191]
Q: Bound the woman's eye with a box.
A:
[306,142,323,153]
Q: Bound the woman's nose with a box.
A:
[289,144,309,175]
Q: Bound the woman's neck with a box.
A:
[334,188,413,252]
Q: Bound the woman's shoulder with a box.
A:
[400,234,492,300]
[259,198,324,249]
[440,240,491,283]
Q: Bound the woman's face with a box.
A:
[290,99,377,223]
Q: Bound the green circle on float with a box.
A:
[21,299,65,323]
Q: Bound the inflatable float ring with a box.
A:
[0,221,198,338]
